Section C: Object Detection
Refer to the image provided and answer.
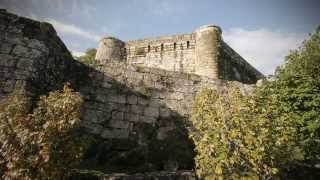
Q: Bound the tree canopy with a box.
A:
[75,48,97,66]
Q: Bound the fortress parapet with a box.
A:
[95,25,264,83]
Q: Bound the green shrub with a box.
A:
[0,84,88,179]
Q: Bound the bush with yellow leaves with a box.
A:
[0,84,88,180]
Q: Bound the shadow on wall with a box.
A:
[0,9,195,174]
[76,64,195,173]
[20,54,195,173]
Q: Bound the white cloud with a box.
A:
[47,19,100,42]
[71,51,85,57]
[223,28,307,75]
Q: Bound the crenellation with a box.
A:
[126,32,196,46]
[96,25,263,83]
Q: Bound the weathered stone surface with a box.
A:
[138,96,149,106]
[82,109,107,123]
[111,111,124,121]
[140,115,157,124]
[129,104,144,115]
[127,94,138,104]
[101,128,129,139]
[108,119,129,129]
[108,94,126,104]
[160,107,171,118]
[124,113,140,122]
[0,10,261,174]
[76,60,256,145]
[82,122,103,135]
[144,106,160,118]
[0,10,88,98]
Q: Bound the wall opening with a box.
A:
[174,42,176,50]
[161,44,164,51]
[148,45,151,52]
[187,41,190,48]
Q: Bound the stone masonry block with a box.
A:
[138,97,149,106]
[108,119,129,129]
[127,94,138,104]
[81,122,103,135]
[0,54,16,67]
[101,128,129,139]
[108,94,126,104]
[0,42,14,54]
[16,58,34,71]
[124,113,140,122]
[82,109,110,123]
[112,111,124,121]
[160,107,171,118]
[130,104,144,115]
[144,106,159,118]
[139,115,157,124]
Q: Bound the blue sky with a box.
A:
[0,0,319,75]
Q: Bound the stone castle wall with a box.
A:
[0,10,258,174]
[218,41,264,82]
[125,33,196,73]
[78,61,253,172]
[96,25,264,83]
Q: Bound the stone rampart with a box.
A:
[96,25,264,83]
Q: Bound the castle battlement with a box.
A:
[126,32,196,46]
[96,25,263,83]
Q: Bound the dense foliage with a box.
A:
[0,85,87,179]
[191,28,320,179]
[269,27,320,160]
[191,85,283,179]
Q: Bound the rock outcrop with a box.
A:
[0,9,88,99]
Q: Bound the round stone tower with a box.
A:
[195,25,222,79]
[95,37,125,64]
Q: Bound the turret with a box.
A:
[195,25,222,79]
[95,37,125,64]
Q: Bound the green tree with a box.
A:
[191,27,320,179]
[0,84,88,179]
[265,27,320,160]
[77,48,97,66]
